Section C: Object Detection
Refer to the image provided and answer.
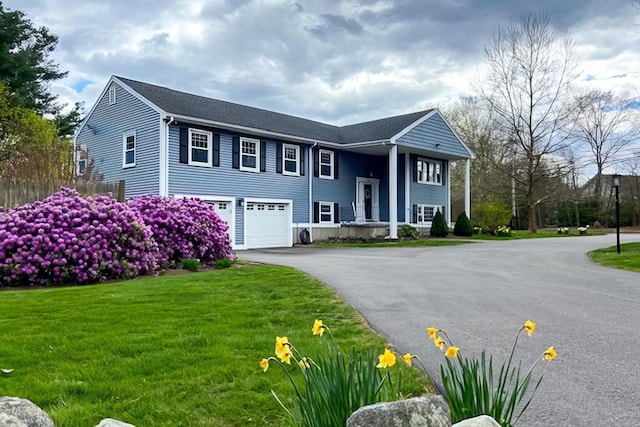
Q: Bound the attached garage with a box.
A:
[174,195,235,247]
[244,199,293,249]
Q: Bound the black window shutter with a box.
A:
[260,140,266,172]
[276,142,282,174]
[313,202,319,223]
[213,133,220,166]
[333,151,339,179]
[334,203,339,223]
[411,154,417,182]
[313,148,319,177]
[179,127,188,164]
[300,146,305,176]
[232,136,240,169]
[412,204,418,223]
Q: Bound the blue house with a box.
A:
[75,76,473,249]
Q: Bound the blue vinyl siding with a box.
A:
[167,126,309,244]
[397,113,470,159]
[313,151,388,222]
[76,83,160,197]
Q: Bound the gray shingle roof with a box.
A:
[116,76,432,144]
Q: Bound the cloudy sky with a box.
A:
[4,1,639,167]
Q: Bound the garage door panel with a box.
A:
[204,200,234,245]
[246,202,290,248]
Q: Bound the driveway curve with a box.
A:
[244,234,640,427]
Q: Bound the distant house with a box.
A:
[580,174,639,200]
[74,76,473,249]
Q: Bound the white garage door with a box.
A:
[205,200,234,245]
[245,202,291,248]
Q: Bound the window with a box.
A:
[108,84,116,105]
[319,202,334,223]
[76,143,88,175]
[240,137,260,172]
[417,158,442,185]
[122,131,136,167]
[319,149,334,179]
[189,129,212,166]
[282,143,300,176]
[415,205,442,224]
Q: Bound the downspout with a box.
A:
[161,116,175,196]
[308,143,318,242]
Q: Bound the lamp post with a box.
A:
[612,174,621,254]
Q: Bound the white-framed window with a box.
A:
[108,84,116,105]
[417,158,442,185]
[282,143,300,176]
[189,128,212,167]
[76,143,88,175]
[416,204,441,224]
[319,202,334,223]
[319,149,334,179]
[240,137,260,172]
[122,131,136,168]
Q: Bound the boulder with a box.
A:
[95,418,136,427]
[0,397,55,427]
[0,412,28,427]
[347,396,450,427]
[453,415,501,427]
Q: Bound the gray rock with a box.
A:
[0,397,55,427]
[0,412,28,427]
[452,415,500,427]
[347,396,451,427]
[95,419,136,427]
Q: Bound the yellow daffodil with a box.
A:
[445,346,459,358]
[275,336,290,358]
[524,320,536,337]
[402,353,414,366]
[312,319,325,336]
[260,358,270,372]
[279,349,293,364]
[298,357,310,369]
[543,346,557,361]
[427,327,438,341]
[376,349,397,368]
[434,336,445,350]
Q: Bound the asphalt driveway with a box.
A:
[243,234,640,427]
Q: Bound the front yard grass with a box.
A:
[589,242,640,273]
[0,266,430,426]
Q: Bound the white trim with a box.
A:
[446,161,451,225]
[122,130,136,168]
[318,201,335,224]
[240,136,260,172]
[158,117,171,197]
[318,148,335,180]
[76,143,88,176]
[188,128,213,167]
[414,204,441,225]
[113,76,167,114]
[308,223,341,229]
[282,143,300,176]
[173,194,236,249]
[416,157,443,185]
[308,144,316,242]
[465,159,471,218]
[108,84,117,105]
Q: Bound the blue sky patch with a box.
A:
[72,78,92,93]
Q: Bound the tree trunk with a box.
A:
[528,197,538,233]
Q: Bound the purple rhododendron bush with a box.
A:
[0,188,161,287]
[127,195,232,266]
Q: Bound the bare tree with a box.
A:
[479,12,577,232]
[572,91,640,194]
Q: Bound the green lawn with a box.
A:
[589,242,640,273]
[0,266,430,426]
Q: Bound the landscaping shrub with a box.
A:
[429,210,449,237]
[0,188,160,286]
[215,258,233,269]
[181,258,201,272]
[398,224,419,239]
[453,211,473,237]
[128,196,232,267]
[472,203,512,235]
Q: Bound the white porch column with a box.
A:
[464,159,471,216]
[404,153,411,222]
[389,144,398,239]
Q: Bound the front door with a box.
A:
[356,177,380,222]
